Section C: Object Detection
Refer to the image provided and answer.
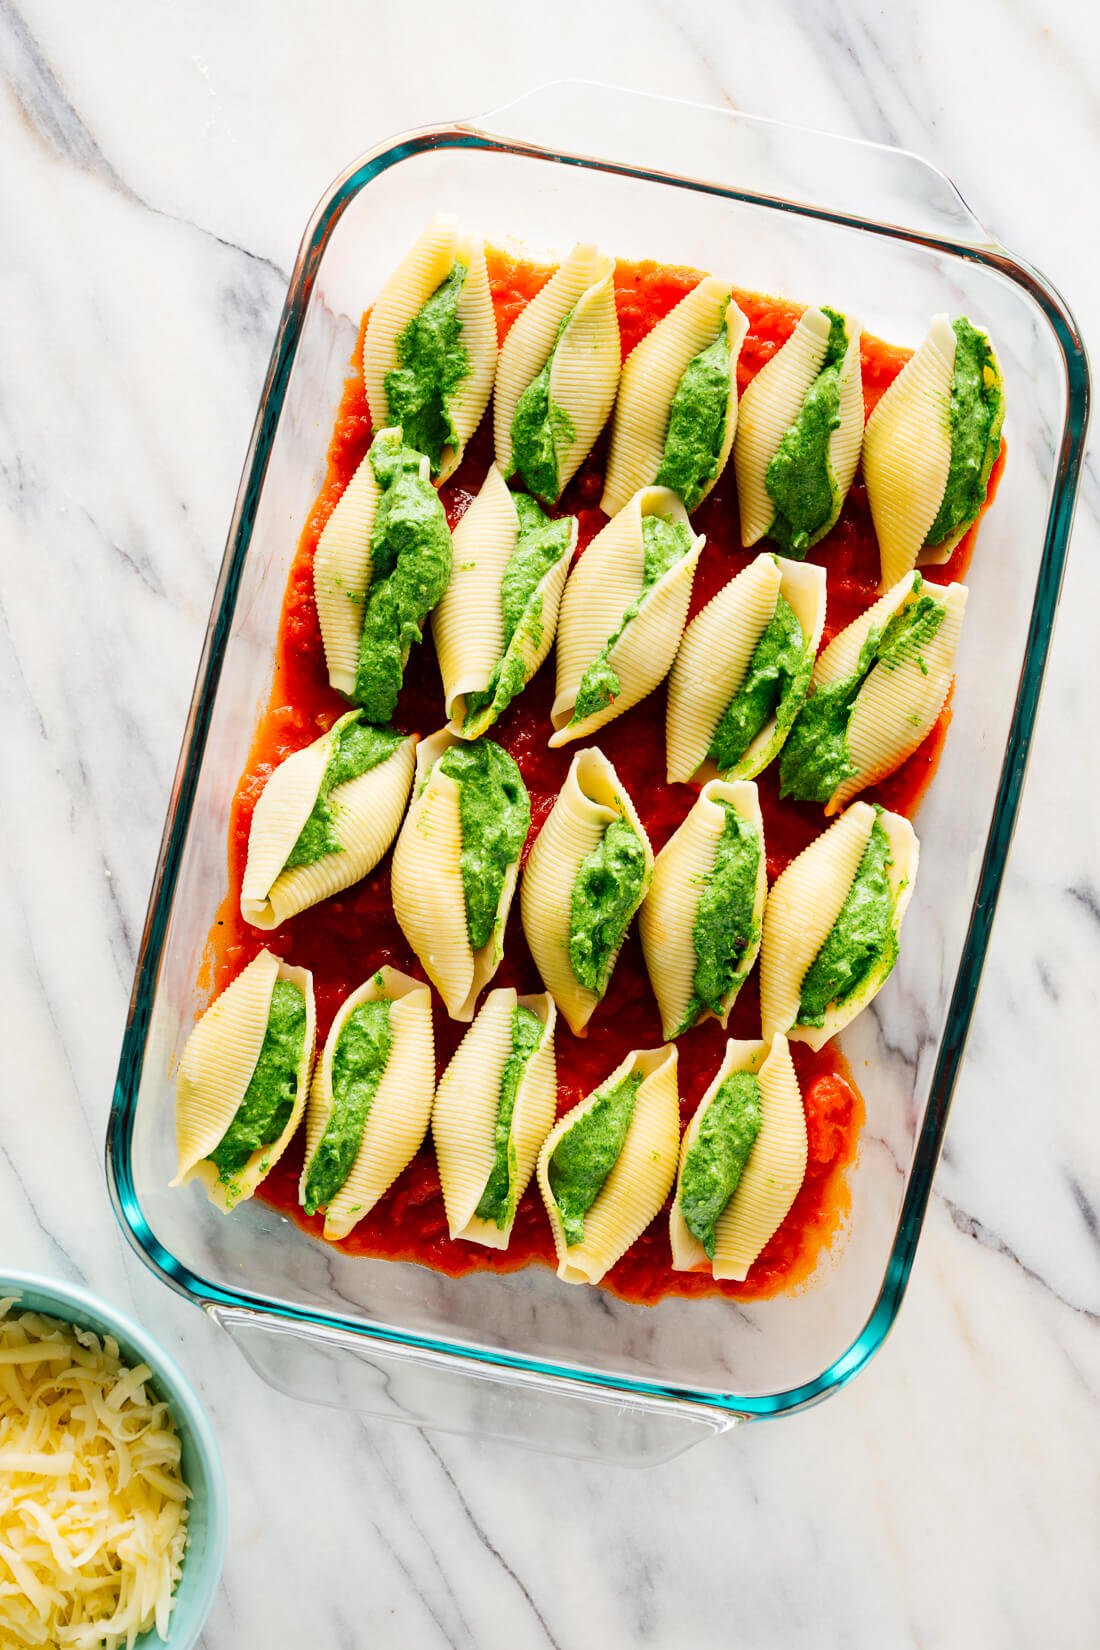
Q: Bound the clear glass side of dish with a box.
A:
[108,86,1088,1463]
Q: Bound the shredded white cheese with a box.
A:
[0,1298,190,1648]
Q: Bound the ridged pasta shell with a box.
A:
[666,554,826,784]
[442,232,499,482]
[431,988,557,1248]
[550,487,704,745]
[432,466,577,736]
[313,428,395,697]
[639,779,766,1039]
[390,730,523,1021]
[813,572,919,686]
[173,949,316,1212]
[520,748,653,1035]
[241,715,417,930]
[537,1044,681,1285]
[433,465,517,712]
[300,968,434,1241]
[494,243,621,498]
[792,809,918,1049]
[666,554,778,783]
[669,1035,807,1280]
[862,314,956,590]
[760,803,874,1040]
[760,802,919,1049]
[362,215,496,482]
[814,577,968,813]
[601,279,748,516]
[734,306,862,549]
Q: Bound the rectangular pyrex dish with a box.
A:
[107,83,1089,1464]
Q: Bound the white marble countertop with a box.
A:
[4,2,1099,1645]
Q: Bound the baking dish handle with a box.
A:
[211,1305,737,1465]
[468,81,993,248]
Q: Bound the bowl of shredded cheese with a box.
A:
[0,1273,226,1650]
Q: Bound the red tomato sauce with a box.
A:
[204,249,1004,1306]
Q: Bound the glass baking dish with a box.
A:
[107,83,1089,1464]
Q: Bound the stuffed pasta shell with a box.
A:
[601,277,749,516]
[432,988,557,1249]
[550,488,704,745]
[760,801,918,1050]
[391,730,529,1021]
[639,780,766,1040]
[780,573,967,811]
[669,1035,807,1280]
[863,315,1004,590]
[312,426,452,718]
[299,968,434,1241]
[734,305,863,554]
[361,213,497,482]
[494,242,621,505]
[666,553,826,785]
[173,948,316,1212]
[433,464,576,738]
[537,1045,680,1286]
[241,713,416,931]
[521,748,653,1036]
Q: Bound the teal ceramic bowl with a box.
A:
[0,1271,226,1650]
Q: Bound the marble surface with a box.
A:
[3,1,1099,1645]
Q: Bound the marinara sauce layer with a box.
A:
[204,250,1003,1306]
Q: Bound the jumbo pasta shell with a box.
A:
[433,464,516,713]
[240,715,417,930]
[362,215,496,482]
[666,554,826,784]
[390,730,525,1021]
[494,243,621,500]
[520,748,653,1035]
[601,278,748,516]
[432,465,576,736]
[760,802,919,1049]
[537,1044,680,1286]
[173,948,316,1212]
[734,306,862,549]
[812,575,968,813]
[639,779,766,1039]
[432,988,557,1248]
[550,487,703,745]
[300,968,434,1241]
[313,430,390,697]
[862,315,957,590]
[670,1035,807,1280]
